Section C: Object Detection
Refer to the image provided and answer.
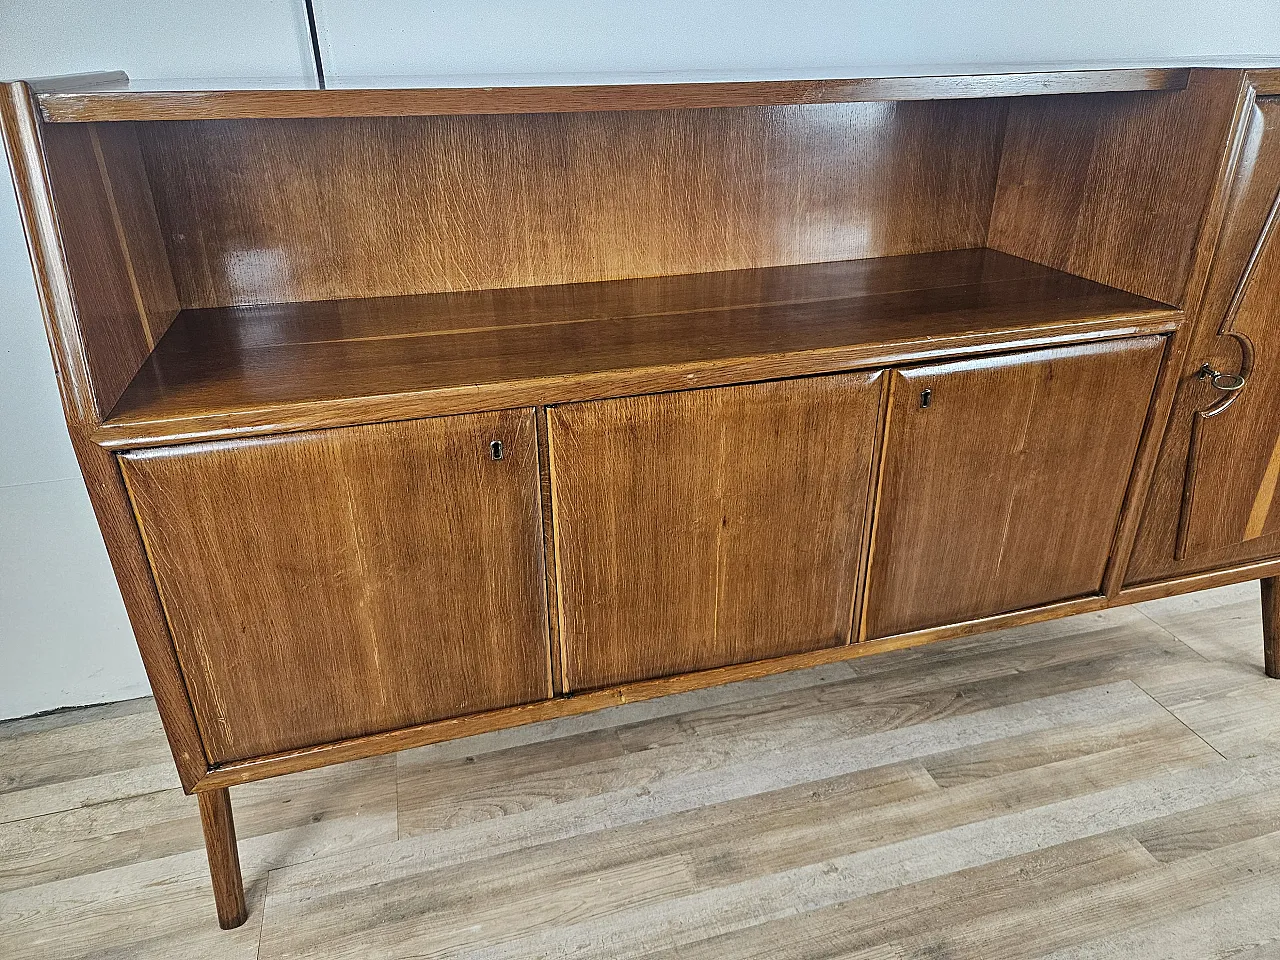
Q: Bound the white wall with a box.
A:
[313,0,1280,79]
[0,2,312,719]
[2,2,1278,720]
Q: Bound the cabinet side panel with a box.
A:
[1,82,206,789]
[990,69,1243,306]
[40,121,178,418]
[139,100,1007,308]
[549,373,882,691]
[121,410,551,764]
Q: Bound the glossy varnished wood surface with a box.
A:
[5,584,1280,957]
[120,411,551,765]
[547,374,883,691]
[1179,185,1280,556]
[96,249,1180,449]
[39,119,179,418]
[1120,556,1280,605]
[863,337,1166,640]
[990,69,1244,306]
[34,68,1191,122]
[1096,75,1260,597]
[139,101,1006,308]
[1128,96,1280,583]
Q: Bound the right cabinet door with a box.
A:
[1126,96,1280,582]
[863,337,1165,640]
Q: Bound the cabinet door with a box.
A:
[1127,97,1280,581]
[1178,100,1280,558]
[863,338,1164,639]
[548,374,883,691]
[121,411,550,764]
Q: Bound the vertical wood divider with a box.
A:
[536,406,563,697]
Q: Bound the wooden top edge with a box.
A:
[1251,69,1280,95]
[31,68,1193,122]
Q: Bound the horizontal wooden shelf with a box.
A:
[96,249,1180,449]
[35,68,1191,122]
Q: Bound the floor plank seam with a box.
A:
[1132,606,1213,665]
[394,753,403,843]
[0,783,181,827]
[254,868,270,960]
[1130,677,1229,762]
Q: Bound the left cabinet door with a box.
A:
[121,410,551,764]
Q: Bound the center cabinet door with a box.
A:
[121,410,551,764]
[862,338,1165,640]
[547,373,884,692]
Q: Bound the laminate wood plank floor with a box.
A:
[2,583,1279,959]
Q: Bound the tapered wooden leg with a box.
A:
[1263,577,1280,679]
[197,787,248,929]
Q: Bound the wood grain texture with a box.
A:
[2,85,179,422]
[1263,576,1280,679]
[547,373,882,691]
[1,81,208,791]
[95,249,1179,449]
[86,123,180,349]
[989,68,1245,306]
[863,337,1166,640]
[9,593,1273,957]
[1256,70,1280,96]
[1179,185,1280,556]
[35,68,1191,122]
[196,788,246,929]
[13,67,1280,939]
[187,530,1270,791]
[1127,95,1280,583]
[120,411,552,764]
[1098,75,1260,596]
[39,120,179,417]
[1119,556,1280,604]
[139,100,1007,308]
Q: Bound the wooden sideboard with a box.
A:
[4,66,1280,930]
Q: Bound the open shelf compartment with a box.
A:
[97,248,1180,449]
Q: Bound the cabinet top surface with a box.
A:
[24,66,1202,122]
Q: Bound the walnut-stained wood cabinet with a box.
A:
[864,339,1165,638]
[6,66,1280,931]
[120,411,552,763]
[548,373,882,690]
